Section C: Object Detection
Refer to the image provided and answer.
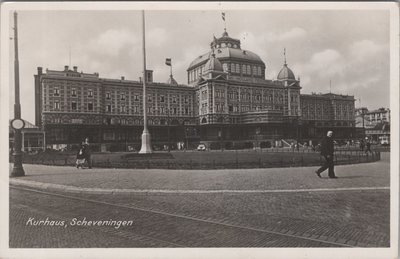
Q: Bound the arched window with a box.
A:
[231,63,235,73]
[201,117,207,124]
[236,64,240,73]
[258,67,261,76]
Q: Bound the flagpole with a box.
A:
[139,10,152,154]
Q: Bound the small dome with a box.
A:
[277,64,296,80]
[166,75,178,86]
[204,53,223,72]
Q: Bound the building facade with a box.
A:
[34,30,356,151]
[355,107,390,143]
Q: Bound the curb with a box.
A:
[9,178,390,195]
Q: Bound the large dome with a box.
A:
[277,64,296,80]
[187,30,265,71]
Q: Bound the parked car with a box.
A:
[197,144,206,151]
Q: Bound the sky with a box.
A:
[5,6,392,124]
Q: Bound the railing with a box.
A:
[17,149,381,170]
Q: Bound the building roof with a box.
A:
[204,53,223,72]
[277,64,296,80]
[166,75,178,86]
[188,48,264,70]
[188,30,265,71]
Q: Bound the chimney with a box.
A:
[145,70,153,83]
[64,65,69,71]
[73,66,78,72]
[121,76,125,80]
[37,67,43,75]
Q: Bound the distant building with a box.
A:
[355,107,390,143]
[9,119,45,153]
[33,29,356,151]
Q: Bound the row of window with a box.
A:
[188,63,264,82]
[222,63,262,76]
[51,88,191,104]
[53,88,94,98]
[52,101,191,115]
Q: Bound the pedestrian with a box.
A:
[315,130,337,179]
[82,137,92,169]
[365,138,372,154]
[360,139,365,151]
[76,144,86,169]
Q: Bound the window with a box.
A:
[121,106,126,113]
[160,95,165,103]
[173,96,177,103]
[54,88,60,96]
[71,101,77,110]
[184,96,188,104]
[236,64,240,73]
[242,64,247,74]
[88,103,93,111]
[147,94,152,102]
[134,95,139,101]
[134,106,139,113]
[185,107,189,115]
[258,67,261,76]
[247,65,251,75]
[72,88,77,97]
[88,90,93,97]
[229,105,233,112]
[106,105,111,112]
[121,93,126,100]
[231,63,235,72]
[147,107,152,113]
[253,66,257,75]
[173,107,177,114]
[106,92,111,99]
[54,101,60,110]
[222,63,228,72]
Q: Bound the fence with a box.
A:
[17,150,381,170]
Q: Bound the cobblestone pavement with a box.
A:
[10,185,389,248]
[9,153,390,248]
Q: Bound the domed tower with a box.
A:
[277,48,301,118]
[187,30,266,85]
[277,48,300,87]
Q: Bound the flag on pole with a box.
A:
[165,58,171,66]
[221,12,225,21]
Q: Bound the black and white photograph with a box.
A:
[1,2,399,259]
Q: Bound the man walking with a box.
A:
[315,131,337,179]
[365,138,372,154]
[82,137,92,169]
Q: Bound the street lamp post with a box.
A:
[167,108,170,152]
[139,10,152,154]
[11,11,25,177]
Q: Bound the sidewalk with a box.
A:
[9,153,390,194]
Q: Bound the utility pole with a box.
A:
[11,11,25,177]
[139,10,153,154]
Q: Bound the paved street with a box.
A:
[9,153,390,248]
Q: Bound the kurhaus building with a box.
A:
[34,30,355,151]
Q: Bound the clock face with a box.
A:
[11,119,25,130]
